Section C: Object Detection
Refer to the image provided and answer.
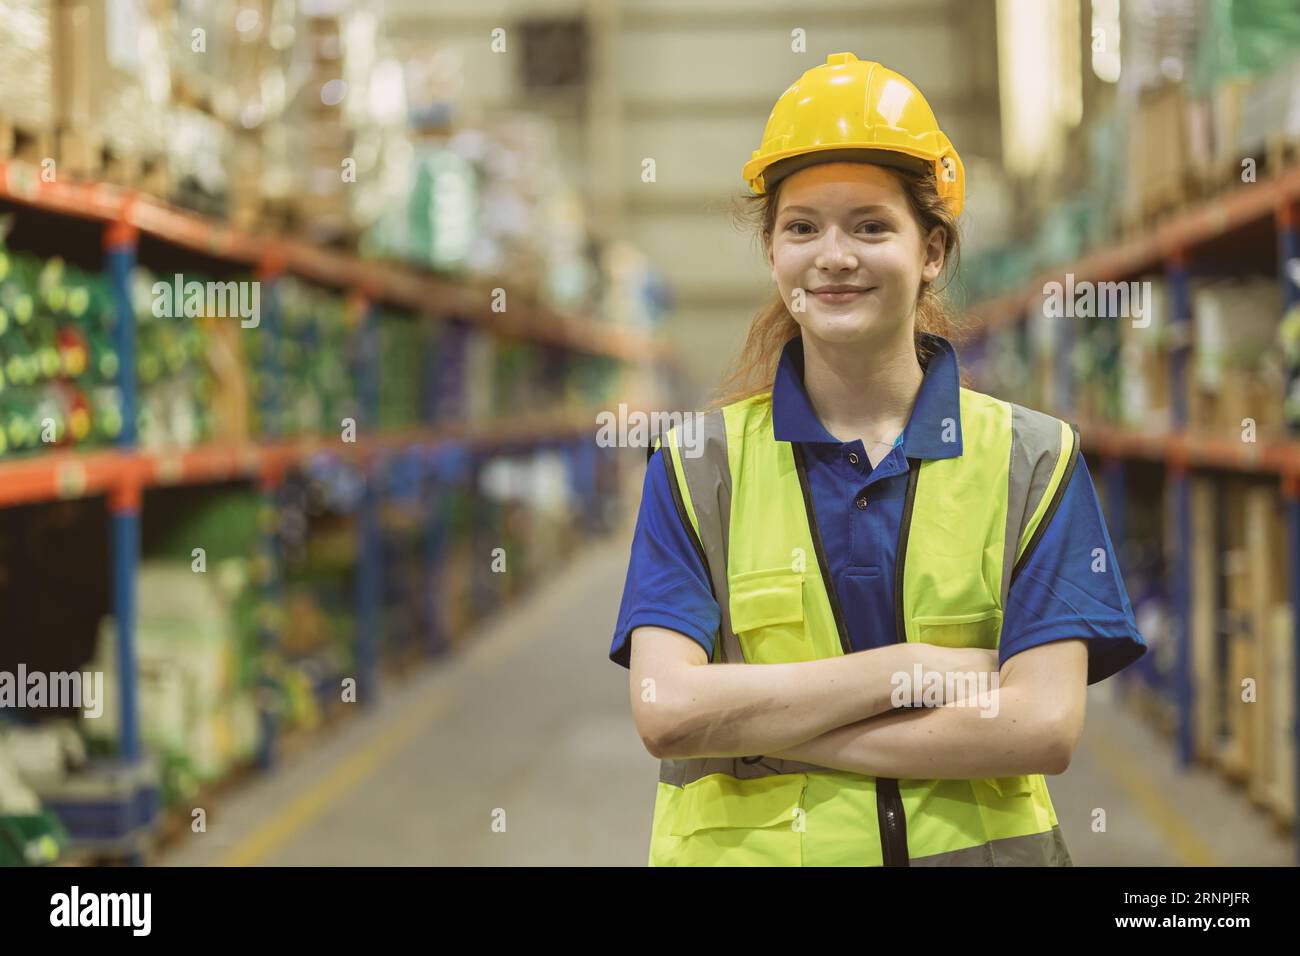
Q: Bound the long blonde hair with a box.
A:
[710,162,965,412]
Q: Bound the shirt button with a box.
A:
[855,495,868,510]
[848,452,860,465]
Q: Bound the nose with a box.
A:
[813,225,859,273]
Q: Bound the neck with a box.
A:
[800,326,924,446]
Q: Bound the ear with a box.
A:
[920,226,946,284]
[767,241,776,283]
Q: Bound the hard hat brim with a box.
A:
[757,147,932,194]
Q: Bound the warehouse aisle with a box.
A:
[158,522,1294,867]
[158,518,654,866]
[1056,684,1292,866]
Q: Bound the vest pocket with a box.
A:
[972,775,1048,848]
[729,568,809,664]
[982,774,1034,798]
[668,772,807,866]
[915,607,1003,649]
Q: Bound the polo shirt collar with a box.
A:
[770,331,964,460]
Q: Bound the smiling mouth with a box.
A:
[811,287,876,300]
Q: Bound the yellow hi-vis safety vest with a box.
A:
[646,386,1081,866]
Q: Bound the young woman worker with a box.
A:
[610,53,1146,866]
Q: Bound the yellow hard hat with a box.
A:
[742,52,965,217]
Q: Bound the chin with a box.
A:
[802,309,881,344]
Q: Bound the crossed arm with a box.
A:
[627,626,1088,779]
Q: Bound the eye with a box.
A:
[859,220,887,235]
[786,221,815,235]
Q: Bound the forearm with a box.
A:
[767,686,1066,779]
[654,642,938,759]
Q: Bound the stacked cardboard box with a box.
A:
[1187,279,1284,439]
[1123,83,1193,226]
[1242,487,1294,825]
[290,14,356,244]
[1187,475,1220,762]
[48,0,173,188]
[1218,480,1255,783]
[1192,477,1294,816]
[1264,602,1296,824]
[1117,279,1171,432]
[0,0,53,162]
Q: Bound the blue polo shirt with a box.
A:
[610,332,1146,685]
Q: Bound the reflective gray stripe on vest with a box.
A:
[659,753,835,786]
[910,824,1073,866]
[661,409,830,786]
[1002,403,1074,609]
[673,409,744,665]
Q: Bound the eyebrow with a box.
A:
[779,204,895,217]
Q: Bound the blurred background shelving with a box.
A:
[954,0,1300,854]
[0,0,674,866]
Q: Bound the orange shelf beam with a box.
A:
[1078,419,1300,478]
[0,162,668,364]
[966,164,1300,333]
[0,410,603,509]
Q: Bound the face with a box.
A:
[767,162,945,346]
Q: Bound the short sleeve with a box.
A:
[999,451,1147,684]
[609,449,721,669]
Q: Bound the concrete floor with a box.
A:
[158,522,1295,867]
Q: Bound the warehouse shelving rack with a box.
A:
[0,161,663,863]
[965,161,1300,863]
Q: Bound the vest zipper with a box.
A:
[792,443,854,657]
[877,457,922,867]
[876,779,907,867]
[793,442,914,866]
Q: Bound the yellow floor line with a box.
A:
[216,589,561,867]
[1085,733,1221,866]
[218,545,617,866]
[218,689,454,867]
